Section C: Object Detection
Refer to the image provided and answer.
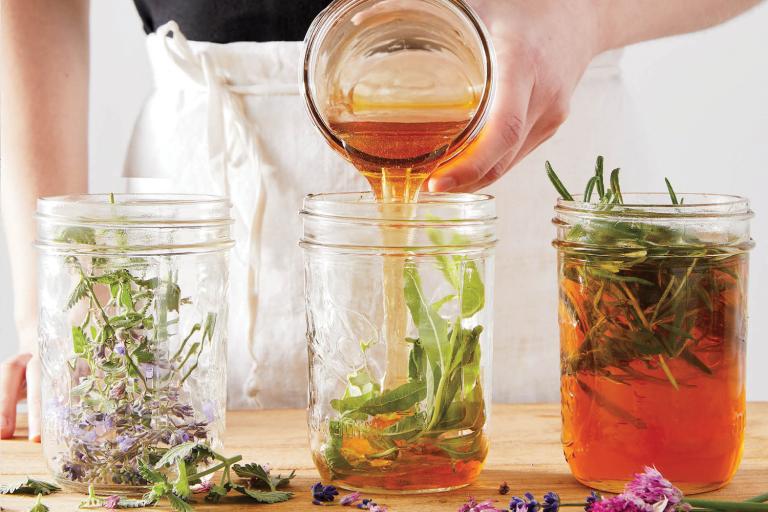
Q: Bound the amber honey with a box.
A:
[329,120,474,201]
[313,413,489,493]
[559,254,748,494]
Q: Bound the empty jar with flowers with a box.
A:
[549,159,753,494]
[36,195,232,494]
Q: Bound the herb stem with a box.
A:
[187,455,242,482]
[684,499,768,511]
[747,493,768,503]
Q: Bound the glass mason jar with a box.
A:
[553,193,753,494]
[36,194,233,494]
[302,0,495,200]
[301,192,496,493]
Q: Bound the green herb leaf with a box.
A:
[205,483,231,503]
[166,493,194,512]
[232,485,293,504]
[665,177,679,205]
[546,161,574,200]
[155,442,212,469]
[0,478,60,495]
[71,326,88,355]
[594,155,605,198]
[233,463,295,492]
[609,167,623,204]
[358,381,427,416]
[66,279,90,310]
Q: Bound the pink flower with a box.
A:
[589,494,653,512]
[103,495,120,509]
[457,497,501,512]
[340,492,362,506]
[193,480,214,494]
[369,506,387,512]
[625,467,690,512]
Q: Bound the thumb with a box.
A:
[26,356,41,443]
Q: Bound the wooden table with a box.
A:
[1,404,766,511]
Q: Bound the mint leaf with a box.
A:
[205,483,231,503]
[154,442,211,469]
[232,485,293,504]
[166,493,194,512]
[0,478,60,495]
[66,279,90,310]
[71,326,87,355]
[232,463,295,491]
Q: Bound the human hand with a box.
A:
[428,0,603,192]
[0,352,41,441]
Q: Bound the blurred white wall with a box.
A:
[1,1,766,399]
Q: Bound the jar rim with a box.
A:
[555,193,753,219]
[37,194,234,226]
[301,191,496,223]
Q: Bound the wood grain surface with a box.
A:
[1,403,766,511]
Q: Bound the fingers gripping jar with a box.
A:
[301,192,496,493]
[36,195,233,494]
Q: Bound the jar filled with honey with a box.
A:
[553,193,753,494]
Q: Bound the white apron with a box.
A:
[124,22,647,408]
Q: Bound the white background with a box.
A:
[1,2,767,400]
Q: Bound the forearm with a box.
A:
[0,0,89,351]
[596,0,763,51]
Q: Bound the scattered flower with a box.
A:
[585,491,602,511]
[499,482,510,495]
[625,467,685,512]
[103,495,120,509]
[458,497,500,512]
[312,482,339,505]
[589,493,653,512]
[340,492,362,506]
[193,480,214,494]
[510,492,540,512]
[369,505,387,512]
[542,491,560,512]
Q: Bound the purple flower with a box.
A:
[340,492,362,506]
[458,498,500,512]
[510,493,540,512]
[542,492,560,512]
[624,467,685,512]
[103,495,120,509]
[114,343,126,356]
[116,434,136,452]
[589,494,653,512]
[311,482,339,505]
[585,491,602,511]
[202,401,216,423]
[62,462,84,481]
